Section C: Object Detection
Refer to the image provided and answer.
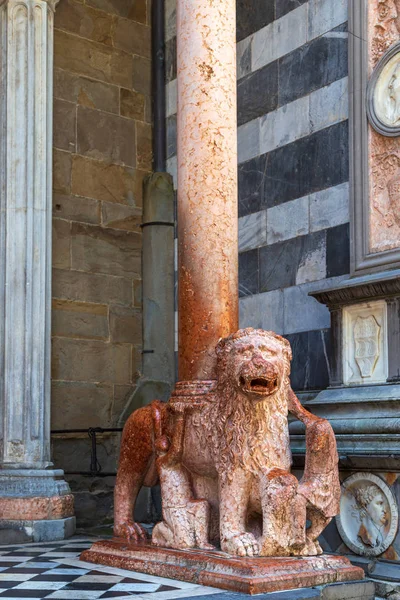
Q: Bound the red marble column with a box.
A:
[176,0,238,381]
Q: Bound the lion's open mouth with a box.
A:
[239,376,278,395]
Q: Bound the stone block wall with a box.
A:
[51,0,151,527]
[166,0,350,395]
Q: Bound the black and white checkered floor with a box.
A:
[0,537,224,600]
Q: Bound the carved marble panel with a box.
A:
[336,472,398,557]
[368,0,400,254]
[342,300,388,385]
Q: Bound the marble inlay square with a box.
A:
[343,300,388,385]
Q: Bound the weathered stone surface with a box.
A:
[101,202,142,231]
[251,4,308,72]
[52,219,71,269]
[309,183,349,233]
[71,156,142,206]
[51,381,114,429]
[77,107,136,167]
[120,88,146,121]
[309,77,348,134]
[308,0,348,40]
[132,56,151,95]
[166,79,177,117]
[55,0,114,45]
[54,69,120,114]
[52,338,132,384]
[52,299,109,340]
[113,18,150,57]
[53,193,101,225]
[282,276,347,335]
[133,279,142,307]
[53,435,119,476]
[260,96,310,155]
[53,99,76,152]
[238,210,266,252]
[165,0,176,41]
[71,223,141,276]
[87,0,147,23]
[238,119,260,164]
[53,149,72,194]
[136,122,152,170]
[52,269,133,306]
[278,26,348,107]
[237,36,252,80]
[266,196,309,244]
[237,0,274,42]
[54,30,133,88]
[239,290,284,333]
[112,384,136,424]
[109,306,142,344]
[326,223,350,278]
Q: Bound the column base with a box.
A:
[0,517,76,544]
[0,469,76,543]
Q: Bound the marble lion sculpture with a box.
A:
[114,328,340,557]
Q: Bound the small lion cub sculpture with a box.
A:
[114,328,340,557]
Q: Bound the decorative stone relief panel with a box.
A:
[336,472,398,557]
[368,0,400,254]
[342,300,388,385]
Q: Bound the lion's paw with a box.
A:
[114,520,148,543]
[222,533,260,557]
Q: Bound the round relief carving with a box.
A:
[368,42,400,136]
[336,473,398,557]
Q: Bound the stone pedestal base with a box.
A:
[0,517,76,544]
[81,539,364,595]
[0,469,76,544]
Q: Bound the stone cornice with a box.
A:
[309,269,400,308]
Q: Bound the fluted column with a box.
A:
[0,0,75,542]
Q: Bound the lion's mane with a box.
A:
[203,329,292,481]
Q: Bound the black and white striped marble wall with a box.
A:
[165,0,350,394]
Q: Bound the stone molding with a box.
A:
[310,270,400,308]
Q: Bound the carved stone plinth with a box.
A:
[81,540,364,595]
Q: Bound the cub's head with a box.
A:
[215,328,292,399]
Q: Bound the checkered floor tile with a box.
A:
[0,538,213,600]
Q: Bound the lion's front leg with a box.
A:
[219,467,259,557]
[260,469,306,556]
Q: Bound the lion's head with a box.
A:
[216,328,292,399]
[212,328,293,479]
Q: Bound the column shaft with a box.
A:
[177,0,238,381]
[0,0,55,469]
[0,0,75,542]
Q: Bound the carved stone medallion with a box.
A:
[368,43,400,136]
[336,473,398,557]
